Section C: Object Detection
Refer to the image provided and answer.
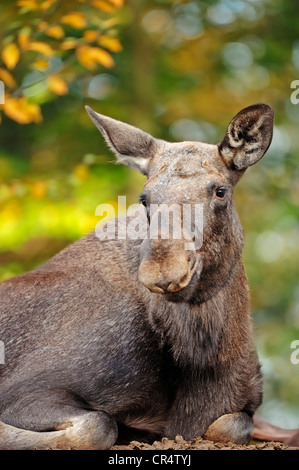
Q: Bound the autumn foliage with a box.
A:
[0,0,124,124]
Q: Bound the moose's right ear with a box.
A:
[219,103,274,171]
[85,106,163,175]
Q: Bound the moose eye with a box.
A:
[215,188,226,199]
[139,194,148,207]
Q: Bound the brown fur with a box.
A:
[0,104,274,449]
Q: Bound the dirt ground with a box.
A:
[111,434,299,450]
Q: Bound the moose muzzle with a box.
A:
[137,205,201,294]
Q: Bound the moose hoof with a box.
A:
[203,412,254,445]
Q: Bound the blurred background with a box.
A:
[0,0,298,429]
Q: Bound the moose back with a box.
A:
[0,103,274,450]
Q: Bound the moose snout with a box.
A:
[138,242,199,294]
[153,271,190,294]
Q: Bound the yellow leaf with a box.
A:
[17,0,39,10]
[32,59,49,70]
[77,46,114,70]
[83,30,99,42]
[76,46,94,69]
[61,12,87,29]
[1,43,20,70]
[98,36,122,52]
[27,41,54,57]
[18,28,31,50]
[46,25,65,39]
[108,0,124,7]
[40,0,57,10]
[74,164,89,181]
[47,75,68,95]
[4,97,42,124]
[92,0,124,10]
[91,0,115,12]
[60,39,78,50]
[0,68,17,88]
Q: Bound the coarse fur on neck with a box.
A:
[148,260,251,369]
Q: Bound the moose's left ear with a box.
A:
[219,103,274,171]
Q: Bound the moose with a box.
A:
[0,102,286,450]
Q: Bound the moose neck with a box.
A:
[148,258,249,369]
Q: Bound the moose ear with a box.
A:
[85,106,162,175]
[219,103,274,171]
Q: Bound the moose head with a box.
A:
[86,104,273,302]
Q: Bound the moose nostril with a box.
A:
[155,280,171,292]
[179,273,189,285]
[155,272,190,293]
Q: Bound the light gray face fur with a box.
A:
[86,103,273,296]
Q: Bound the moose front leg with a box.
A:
[165,399,254,445]
[164,366,257,445]
[203,412,254,445]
